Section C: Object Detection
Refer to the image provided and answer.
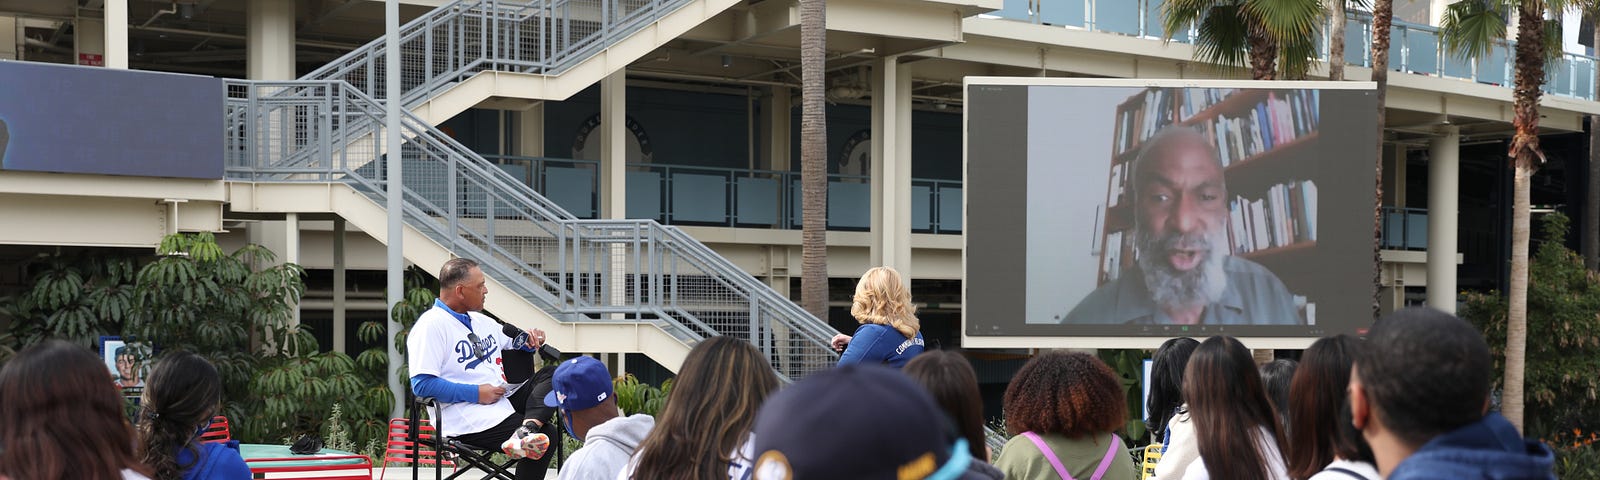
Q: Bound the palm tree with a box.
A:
[1440,0,1562,432]
[1162,0,1327,79]
[799,0,828,325]
[1329,0,1348,81]
[1371,0,1391,318]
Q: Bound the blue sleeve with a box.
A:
[836,326,884,366]
[411,374,478,404]
[200,442,253,480]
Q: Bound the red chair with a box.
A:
[379,417,456,479]
[200,415,230,444]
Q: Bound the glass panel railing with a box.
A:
[484,155,965,233]
[985,2,1599,101]
[1095,0,1140,36]
[1381,206,1428,250]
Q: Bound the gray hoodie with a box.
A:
[559,414,656,480]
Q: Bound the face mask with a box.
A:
[563,408,580,442]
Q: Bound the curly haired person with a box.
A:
[993,351,1136,480]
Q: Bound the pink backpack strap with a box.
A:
[1089,433,1123,480]
[1021,431,1075,480]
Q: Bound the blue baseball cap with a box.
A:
[543,356,614,411]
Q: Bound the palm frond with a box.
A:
[1162,0,1216,43]
[1244,0,1325,44]
[1192,4,1255,71]
[1440,0,1511,62]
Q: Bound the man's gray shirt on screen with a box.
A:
[1061,256,1302,325]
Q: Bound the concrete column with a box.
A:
[332,219,347,354]
[247,0,296,80]
[1426,126,1460,313]
[600,70,627,219]
[105,0,128,68]
[518,103,545,157]
[766,86,792,171]
[0,17,17,60]
[1393,144,1408,208]
[284,213,301,326]
[869,57,913,279]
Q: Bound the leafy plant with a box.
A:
[613,374,671,417]
[1099,349,1150,444]
[1463,212,1600,439]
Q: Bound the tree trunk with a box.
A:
[1503,0,1547,434]
[799,0,829,326]
[1329,0,1346,81]
[1247,17,1279,80]
[1506,164,1532,433]
[1371,0,1392,319]
[1587,17,1600,272]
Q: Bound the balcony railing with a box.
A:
[987,1,1599,101]
[484,155,964,234]
[1381,206,1429,250]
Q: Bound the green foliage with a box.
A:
[1161,0,1327,78]
[1098,349,1150,444]
[0,234,406,457]
[613,374,671,417]
[1463,213,1600,439]
[1545,428,1600,478]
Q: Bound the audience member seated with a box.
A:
[1182,336,1288,480]
[831,266,925,368]
[620,337,779,480]
[1260,359,1297,434]
[136,351,251,480]
[1146,337,1200,480]
[548,356,653,480]
[751,363,989,479]
[992,351,1137,480]
[905,350,999,469]
[0,339,153,480]
[1349,307,1554,479]
[408,258,554,480]
[1286,335,1376,480]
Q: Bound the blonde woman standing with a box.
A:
[831,266,926,368]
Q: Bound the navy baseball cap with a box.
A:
[543,356,614,411]
[751,364,972,480]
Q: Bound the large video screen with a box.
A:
[964,79,1378,347]
[0,60,223,179]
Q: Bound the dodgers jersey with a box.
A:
[408,302,517,438]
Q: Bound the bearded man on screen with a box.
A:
[1062,128,1301,326]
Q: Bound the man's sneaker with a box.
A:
[500,423,550,460]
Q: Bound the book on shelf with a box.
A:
[1204,90,1321,167]
[1114,89,1180,156]
[1108,163,1125,207]
[1228,179,1319,255]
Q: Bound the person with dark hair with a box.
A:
[832,266,925,368]
[408,257,557,480]
[1286,335,1376,480]
[1062,128,1299,326]
[904,350,995,467]
[135,351,249,480]
[993,351,1136,480]
[0,339,153,480]
[750,364,989,480]
[1259,359,1297,435]
[1147,337,1200,480]
[1182,336,1287,480]
[1349,307,1553,479]
[622,337,779,479]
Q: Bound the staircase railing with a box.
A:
[225,79,839,379]
[301,0,691,109]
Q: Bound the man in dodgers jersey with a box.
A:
[409,258,556,480]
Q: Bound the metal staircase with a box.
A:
[222,0,840,379]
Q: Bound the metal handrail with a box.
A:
[225,78,840,379]
[301,0,693,109]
